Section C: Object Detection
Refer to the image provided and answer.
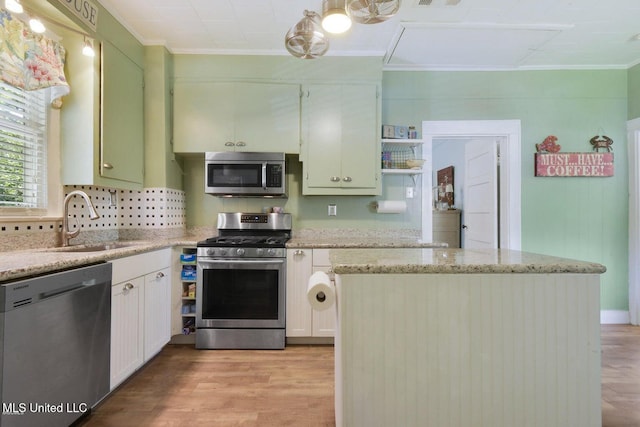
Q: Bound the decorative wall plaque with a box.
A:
[534,135,614,177]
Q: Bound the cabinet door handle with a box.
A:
[156,272,165,279]
[235,141,246,147]
[294,250,305,256]
[123,282,134,291]
[330,176,341,182]
[103,162,113,169]
[224,141,235,147]
[343,176,352,182]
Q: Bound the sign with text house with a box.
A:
[535,152,614,177]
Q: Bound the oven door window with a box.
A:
[207,164,262,188]
[202,268,279,320]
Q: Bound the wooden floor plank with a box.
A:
[80,326,640,426]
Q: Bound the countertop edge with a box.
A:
[0,240,199,283]
[332,263,607,275]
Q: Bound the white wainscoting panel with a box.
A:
[335,273,601,427]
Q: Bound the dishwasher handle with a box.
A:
[1,263,112,313]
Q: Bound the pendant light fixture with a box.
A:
[321,0,352,34]
[347,0,401,24]
[285,10,329,59]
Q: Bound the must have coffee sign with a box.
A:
[535,152,614,177]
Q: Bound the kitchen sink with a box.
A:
[48,242,141,253]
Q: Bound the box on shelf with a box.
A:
[181,265,196,281]
[188,283,196,298]
[382,125,409,139]
[180,253,196,264]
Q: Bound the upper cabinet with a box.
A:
[300,84,381,196]
[172,81,301,154]
[100,41,144,185]
[56,2,145,192]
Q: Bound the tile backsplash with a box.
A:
[0,186,186,251]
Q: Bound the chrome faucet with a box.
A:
[62,190,100,246]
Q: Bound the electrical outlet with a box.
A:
[328,204,337,216]
[406,187,414,199]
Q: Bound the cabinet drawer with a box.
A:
[313,249,331,266]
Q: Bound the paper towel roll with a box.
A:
[375,200,407,214]
[307,271,335,311]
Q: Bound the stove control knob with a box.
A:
[267,248,276,256]
[220,249,227,256]
[206,248,215,256]
[236,248,245,256]
[256,248,264,256]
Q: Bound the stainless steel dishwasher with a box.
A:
[0,262,112,427]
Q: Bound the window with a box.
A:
[0,81,48,209]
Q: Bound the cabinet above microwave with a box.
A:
[173,82,301,154]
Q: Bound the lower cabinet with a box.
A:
[286,248,335,338]
[110,276,144,389]
[110,248,171,389]
[143,268,171,361]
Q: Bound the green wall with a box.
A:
[629,63,640,119]
[175,56,629,311]
[383,70,628,311]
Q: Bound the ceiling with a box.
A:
[95,0,640,70]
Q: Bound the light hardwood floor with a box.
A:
[81,325,640,427]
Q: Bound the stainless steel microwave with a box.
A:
[205,152,286,197]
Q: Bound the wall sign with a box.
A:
[534,135,614,177]
[52,0,98,32]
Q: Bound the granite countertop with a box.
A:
[286,236,448,249]
[0,238,200,283]
[329,248,607,274]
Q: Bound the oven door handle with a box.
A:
[199,258,285,265]
[262,162,267,189]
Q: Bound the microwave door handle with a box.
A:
[262,163,267,189]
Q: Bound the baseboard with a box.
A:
[600,310,630,324]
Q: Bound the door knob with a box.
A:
[330,176,341,182]
[343,176,352,182]
[462,224,468,229]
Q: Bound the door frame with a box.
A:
[627,117,640,325]
[421,120,522,250]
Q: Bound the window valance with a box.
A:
[0,9,70,104]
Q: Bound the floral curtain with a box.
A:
[0,9,70,104]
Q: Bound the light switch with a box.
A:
[328,204,337,216]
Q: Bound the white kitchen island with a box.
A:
[329,248,606,427]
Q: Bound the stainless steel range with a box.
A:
[196,212,291,349]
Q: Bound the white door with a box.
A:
[463,139,498,248]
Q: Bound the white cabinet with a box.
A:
[110,248,171,389]
[110,275,144,389]
[286,248,335,338]
[143,268,171,361]
[286,249,313,337]
[300,84,381,195]
[172,81,301,153]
